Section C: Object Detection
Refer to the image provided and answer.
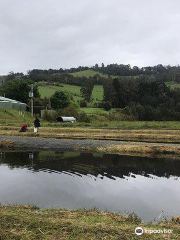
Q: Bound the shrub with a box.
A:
[103,101,112,111]
[62,106,79,119]
[80,100,87,108]
[78,112,90,123]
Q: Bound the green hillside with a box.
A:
[166,81,180,89]
[70,69,116,78]
[38,84,81,102]
[0,109,33,124]
[38,84,104,105]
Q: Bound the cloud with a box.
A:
[0,0,180,74]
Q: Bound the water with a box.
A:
[0,151,180,222]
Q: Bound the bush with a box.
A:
[80,100,87,108]
[62,106,79,119]
[50,91,71,109]
[103,101,112,111]
[42,110,56,121]
[78,112,90,123]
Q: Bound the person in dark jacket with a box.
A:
[34,117,41,132]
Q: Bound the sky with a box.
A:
[0,0,180,74]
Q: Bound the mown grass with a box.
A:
[0,206,179,240]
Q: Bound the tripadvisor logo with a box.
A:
[135,227,143,235]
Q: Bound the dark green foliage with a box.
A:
[62,106,79,119]
[80,100,87,108]
[78,112,90,123]
[103,101,112,111]
[50,91,71,109]
[0,78,40,103]
[80,80,94,102]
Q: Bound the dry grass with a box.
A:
[97,144,180,158]
[0,206,179,240]
[2,126,180,143]
[0,140,14,149]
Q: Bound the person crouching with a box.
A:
[19,124,29,132]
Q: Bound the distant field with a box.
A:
[38,84,81,102]
[166,81,180,89]
[91,85,104,101]
[70,69,117,78]
[38,84,104,105]
[80,108,115,115]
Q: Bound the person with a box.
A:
[34,117,41,132]
[19,124,28,132]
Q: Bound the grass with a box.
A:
[96,144,180,158]
[91,85,104,101]
[3,126,180,143]
[0,140,14,149]
[166,81,180,89]
[0,108,33,125]
[0,206,179,240]
[38,84,104,105]
[70,69,116,78]
[38,84,81,102]
[80,107,115,115]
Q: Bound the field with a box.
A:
[38,84,104,106]
[38,84,81,101]
[166,81,180,89]
[70,69,113,78]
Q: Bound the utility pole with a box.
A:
[29,84,34,117]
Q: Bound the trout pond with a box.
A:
[0,151,180,222]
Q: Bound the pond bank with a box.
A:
[0,135,180,158]
[0,206,179,240]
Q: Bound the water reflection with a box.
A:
[0,151,180,222]
[1,151,180,179]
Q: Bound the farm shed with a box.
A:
[56,116,76,123]
[0,97,27,111]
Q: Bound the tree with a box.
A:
[50,91,70,109]
[0,78,40,103]
[80,80,94,102]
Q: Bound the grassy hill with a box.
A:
[0,109,33,125]
[70,69,116,78]
[166,81,180,89]
[38,84,81,102]
[38,84,104,105]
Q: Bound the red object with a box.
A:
[21,124,28,130]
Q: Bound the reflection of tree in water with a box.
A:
[0,151,180,179]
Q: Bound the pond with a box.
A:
[0,151,180,222]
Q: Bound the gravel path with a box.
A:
[0,135,180,151]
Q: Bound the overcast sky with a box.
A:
[0,0,180,74]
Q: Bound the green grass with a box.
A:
[80,107,115,115]
[38,84,81,102]
[0,206,179,240]
[38,83,104,105]
[166,81,180,89]
[70,69,116,78]
[0,108,33,125]
[91,85,104,101]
